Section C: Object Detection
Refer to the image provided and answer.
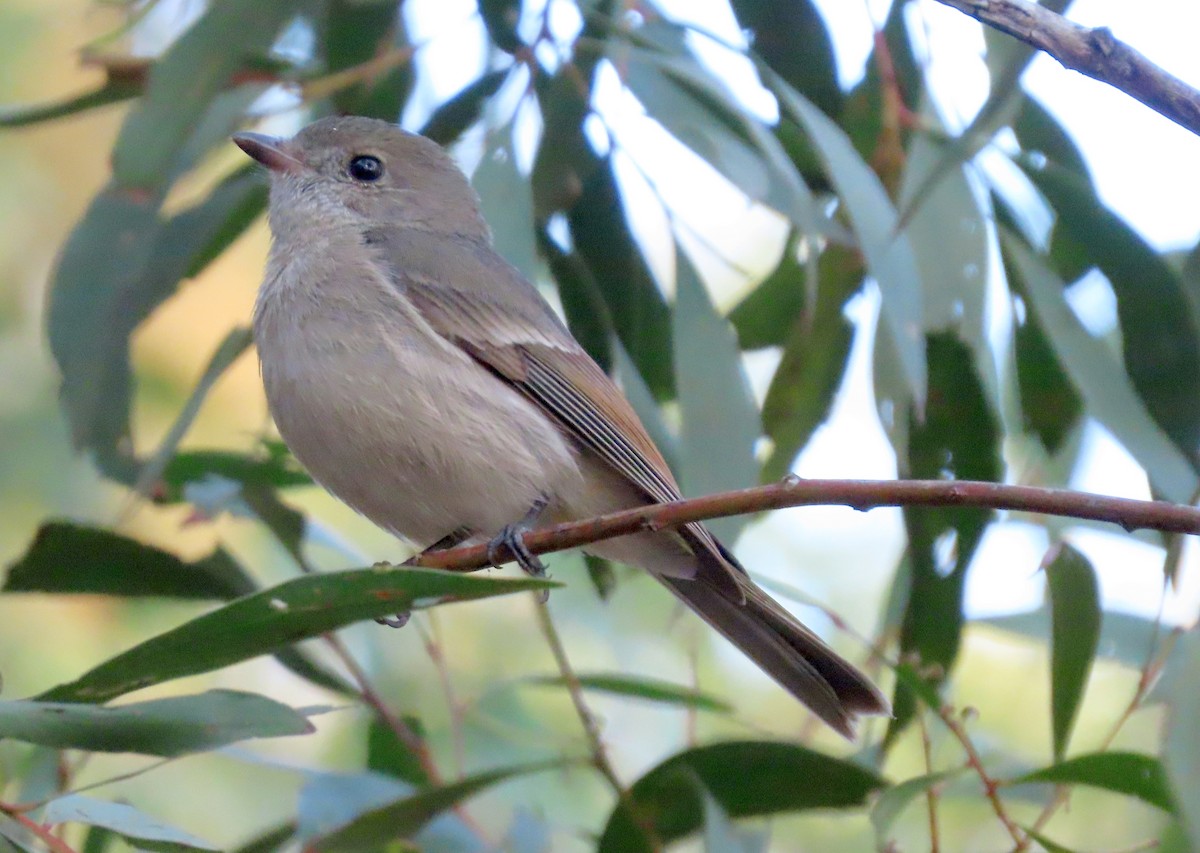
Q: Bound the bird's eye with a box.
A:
[348,155,384,182]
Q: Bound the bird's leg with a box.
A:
[377,527,473,628]
[487,496,551,600]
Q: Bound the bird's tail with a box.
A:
[659,552,890,738]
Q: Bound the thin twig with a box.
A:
[410,478,1200,573]
[322,633,439,779]
[531,596,662,851]
[938,707,1027,848]
[0,805,79,853]
[931,0,1200,137]
[918,713,941,853]
[417,613,467,779]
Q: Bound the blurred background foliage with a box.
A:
[0,0,1199,850]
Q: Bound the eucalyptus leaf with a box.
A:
[598,741,885,852]
[1045,543,1100,760]
[39,568,556,704]
[1002,231,1199,503]
[673,251,759,541]
[0,690,312,756]
[1013,752,1176,813]
[43,796,217,852]
[524,672,732,713]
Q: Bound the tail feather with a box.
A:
[660,550,890,738]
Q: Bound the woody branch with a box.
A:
[408,478,1200,572]
[931,0,1200,137]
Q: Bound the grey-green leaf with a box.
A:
[1045,543,1101,760]
[673,252,760,541]
[112,0,298,188]
[1164,630,1200,847]
[769,71,926,408]
[0,690,312,756]
[43,795,217,852]
[308,762,561,852]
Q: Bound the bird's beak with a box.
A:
[233,132,303,174]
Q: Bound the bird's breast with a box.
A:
[252,242,583,546]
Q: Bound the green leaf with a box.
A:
[728,0,841,117]
[134,327,253,499]
[47,185,159,481]
[524,672,732,713]
[1013,95,1091,183]
[531,64,601,217]
[6,521,356,697]
[39,568,557,704]
[1045,543,1100,760]
[568,159,674,398]
[759,244,861,481]
[728,236,807,350]
[871,769,966,843]
[768,70,926,408]
[598,741,885,852]
[308,763,561,852]
[43,795,216,852]
[1013,286,1084,453]
[474,123,538,282]
[158,446,312,503]
[229,823,296,853]
[899,128,989,342]
[538,226,616,372]
[367,717,431,788]
[1013,752,1176,813]
[420,70,510,146]
[479,0,524,52]
[322,0,412,118]
[0,690,312,756]
[1018,825,1082,853]
[1164,630,1200,848]
[619,22,821,236]
[0,79,141,127]
[1001,231,1199,504]
[47,166,266,482]
[886,333,1000,746]
[5,522,255,600]
[112,0,297,188]
[673,252,760,541]
[583,553,619,601]
[699,785,766,853]
[1025,163,1200,465]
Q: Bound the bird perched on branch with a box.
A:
[234,115,889,737]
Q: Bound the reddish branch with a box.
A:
[931,0,1200,137]
[410,478,1200,572]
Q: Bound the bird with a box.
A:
[233,115,889,737]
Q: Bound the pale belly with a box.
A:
[256,308,585,548]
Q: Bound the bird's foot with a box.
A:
[378,528,472,627]
[487,497,551,602]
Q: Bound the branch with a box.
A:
[409,478,1200,572]
[931,0,1200,137]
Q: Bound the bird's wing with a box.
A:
[363,225,738,579]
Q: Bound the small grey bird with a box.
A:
[234,116,888,737]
